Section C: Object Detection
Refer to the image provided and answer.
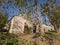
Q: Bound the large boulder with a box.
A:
[9,14,33,34]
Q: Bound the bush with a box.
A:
[44,32,57,45]
[44,31,57,37]
[0,32,18,45]
[44,31,57,43]
[24,26,32,34]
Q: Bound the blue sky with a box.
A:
[0,0,46,17]
[0,0,59,17]
[0,0,60,24]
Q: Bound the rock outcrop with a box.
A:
[6,14,55,35]
[9,14,33,34]
[41,24,55,33]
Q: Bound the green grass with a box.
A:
[44,31,57,40]
[0,32,18,45]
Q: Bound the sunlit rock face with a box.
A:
[8,14,55,34]
[9,14,33,34]
[41,24,55,34]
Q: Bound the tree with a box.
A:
[51,6,60,31]
[0,12,8,31]
[14,0,41,26]
[40,0,60,32]
[0,0,2,3]
[0,0,40,22]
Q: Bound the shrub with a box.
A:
[44,31,57,38]
[0,32,18,45]
[44,31,57,45]
[24,26,32,34]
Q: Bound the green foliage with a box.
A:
[14,0,27,7]
[8,0,12,3]
[44,31,57,40]
[45,32,56,36]
[40,0,60,31]
[14,0,40,24]
[44,31,57,45]
[24,25,32,34]
[0,32,18,45]
[0,12,8,30]
[0,0,2,3]
[50,6,60,30]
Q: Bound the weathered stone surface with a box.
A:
[9,14,33,34]
[7,14,55,34]
[40,24,54,34]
